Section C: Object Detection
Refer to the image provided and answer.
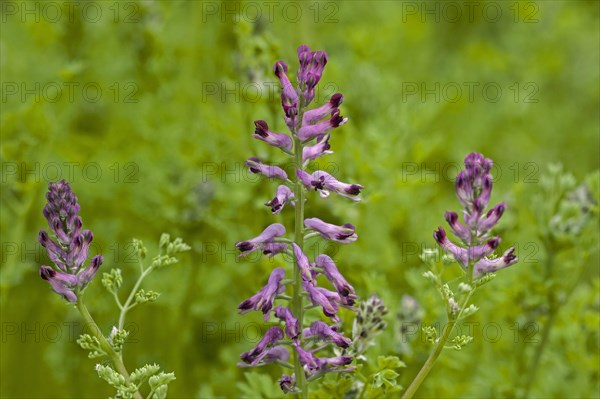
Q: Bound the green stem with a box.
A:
[118,267,152,330]
[292,116,308,398]
[402,279,475,399]
[401,316,457,399]
[76,297,143,399]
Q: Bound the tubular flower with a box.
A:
[245,157,288,180]
[240,326,285,366]
[38,180,103,302]
[292,243,314,284]
[273,306,300,339]
[279,374,296,393]
[435,153,518,277]
[297,170,363,201]
[253,120,293,152]
[303,321,352,348]
[238,268,286,318]
[302,135,333,162]
[235,223,286,257]
[304,218,358,244]
[274,61,299,129]
[302,93,343,125]
[265,185,295,215]
[315,254,357,305]
[297,110,348,142]
[303,281,340,321]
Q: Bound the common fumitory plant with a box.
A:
[401,153,519,399]
[235,45,366,396]
[37,180,190,398]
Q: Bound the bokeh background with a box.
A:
[1,1,599,398]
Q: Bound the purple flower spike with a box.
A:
[304,218,358,244]
[38,180,102,301]
[292,243,314,284]
[235,223,286,257]
[297,110,348,142]
[304,171,363,201]
[238,267,286,318]
[303,320,352,348]
[274,306,300,339]
[303,281,339,321]
[302,135,333,162]
[315,254,356,305]
[253,120,293,152]
[245,157,288,180]
[265,185,295,215]
[435,153,518,277]
[302,94,343,125]
[474,247,518,276]
[240,326,285,366]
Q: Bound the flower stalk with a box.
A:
[402,153,518,398]
[76,297,143,399]
[236,45,359,396]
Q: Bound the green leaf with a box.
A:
[376,356,406,371]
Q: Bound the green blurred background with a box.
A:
[1,1,599,398]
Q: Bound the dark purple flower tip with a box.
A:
[273,61,288,77]
[504,247,517,263]
[487,237,501,250]
[253,120,269,137]
[330,93,343,107]
[39,265,55,281]
[433,226,446,244]
[444,212,458,225]
[236,242,254,252]
[265,185,294,215]
[279,374,296,394]
[345,185,362,196]
[329,109,346,128]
